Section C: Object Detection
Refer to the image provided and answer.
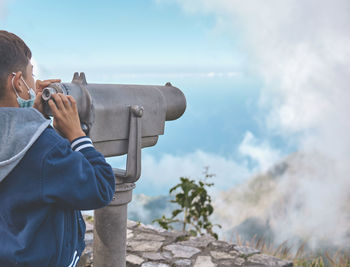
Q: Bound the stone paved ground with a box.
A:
[78,218,293,267]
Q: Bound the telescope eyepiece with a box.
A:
[42,87,56,101]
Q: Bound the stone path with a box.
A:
[78,218,293,267]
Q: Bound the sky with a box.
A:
[2,0,350,251]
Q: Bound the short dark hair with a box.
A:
[0,31,32,99]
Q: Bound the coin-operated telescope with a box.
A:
[42,72,186,183]
[42,72,186,267]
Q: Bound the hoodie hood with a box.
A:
[0,107,51,182]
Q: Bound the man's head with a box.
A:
[0,30,34,107]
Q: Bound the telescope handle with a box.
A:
[113,105,143,183]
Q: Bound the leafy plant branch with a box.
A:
[153,167,221,239]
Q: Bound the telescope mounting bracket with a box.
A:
[113,105,144,183]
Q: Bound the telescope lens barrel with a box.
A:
[41,83,68,102]
[42,87,57,101]
[41,83,69,117]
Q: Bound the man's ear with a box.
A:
[10,71,24,93]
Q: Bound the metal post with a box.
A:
[93,175,135,267]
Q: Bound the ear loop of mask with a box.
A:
[11,72,30,97]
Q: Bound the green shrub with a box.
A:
[153,167,221,239]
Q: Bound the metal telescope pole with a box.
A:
[93,176,135,267]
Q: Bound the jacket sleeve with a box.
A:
[41,136,116,210]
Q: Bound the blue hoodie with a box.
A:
[0,107,115,267]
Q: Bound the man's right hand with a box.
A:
[48,93,86,142]
[33,79,61,117]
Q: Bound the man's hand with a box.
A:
[48,93,86,142]
[35,79,61,93]
[33,79,61,116]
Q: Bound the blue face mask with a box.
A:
[11,72,36,108]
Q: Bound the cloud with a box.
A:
[103,71,241,79]
[109,149,251,195]
[168,0,350,251]
[140,150,249,192]
[31,57,41,78]
[238,131,282,172]
[0,0,10,20]
[107,131,279,197]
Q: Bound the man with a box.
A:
[0,31,115,266]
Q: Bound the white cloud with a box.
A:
[108,131,280,196]
[168,0,350,251]
[0,0,10,20]
[109,149,252,195]
[141,150,251,191]
[31,57,41,78]
[239,131,282,172]
[83,70,241,80]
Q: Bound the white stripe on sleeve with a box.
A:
[71,137,92,150]
[75,143,94,152]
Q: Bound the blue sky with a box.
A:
[4,0,242,74]
[0,0,290,195]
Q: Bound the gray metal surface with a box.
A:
[42,72,186,157]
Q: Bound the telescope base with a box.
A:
[93,181,135,267]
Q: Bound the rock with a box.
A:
[128,240,163,252]
[80,219,294,267]
[142,252,166,261]
[177,235,215,248]
[232,257,246,266]
[210,240,235,251]
[161,251,173,259]
[128,220,139,229]
[140,223,166,232]
[232,246,260,257]
[127,229,134,239]
[216,260,236,266]
[84,232,93,247]
[229,250,240,258]
[210,251,235,260]
[173,259,192,266]
[159,230,186,239]
[85,221,94,232]
[247,254,293,267]
[76,246,93,267]
[134,233,166,241]
[163,244,201,258]
[126,254,145,266]
[141,262,170,267]
[193,256,216,267]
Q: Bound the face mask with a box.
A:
[11,72,36,108]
